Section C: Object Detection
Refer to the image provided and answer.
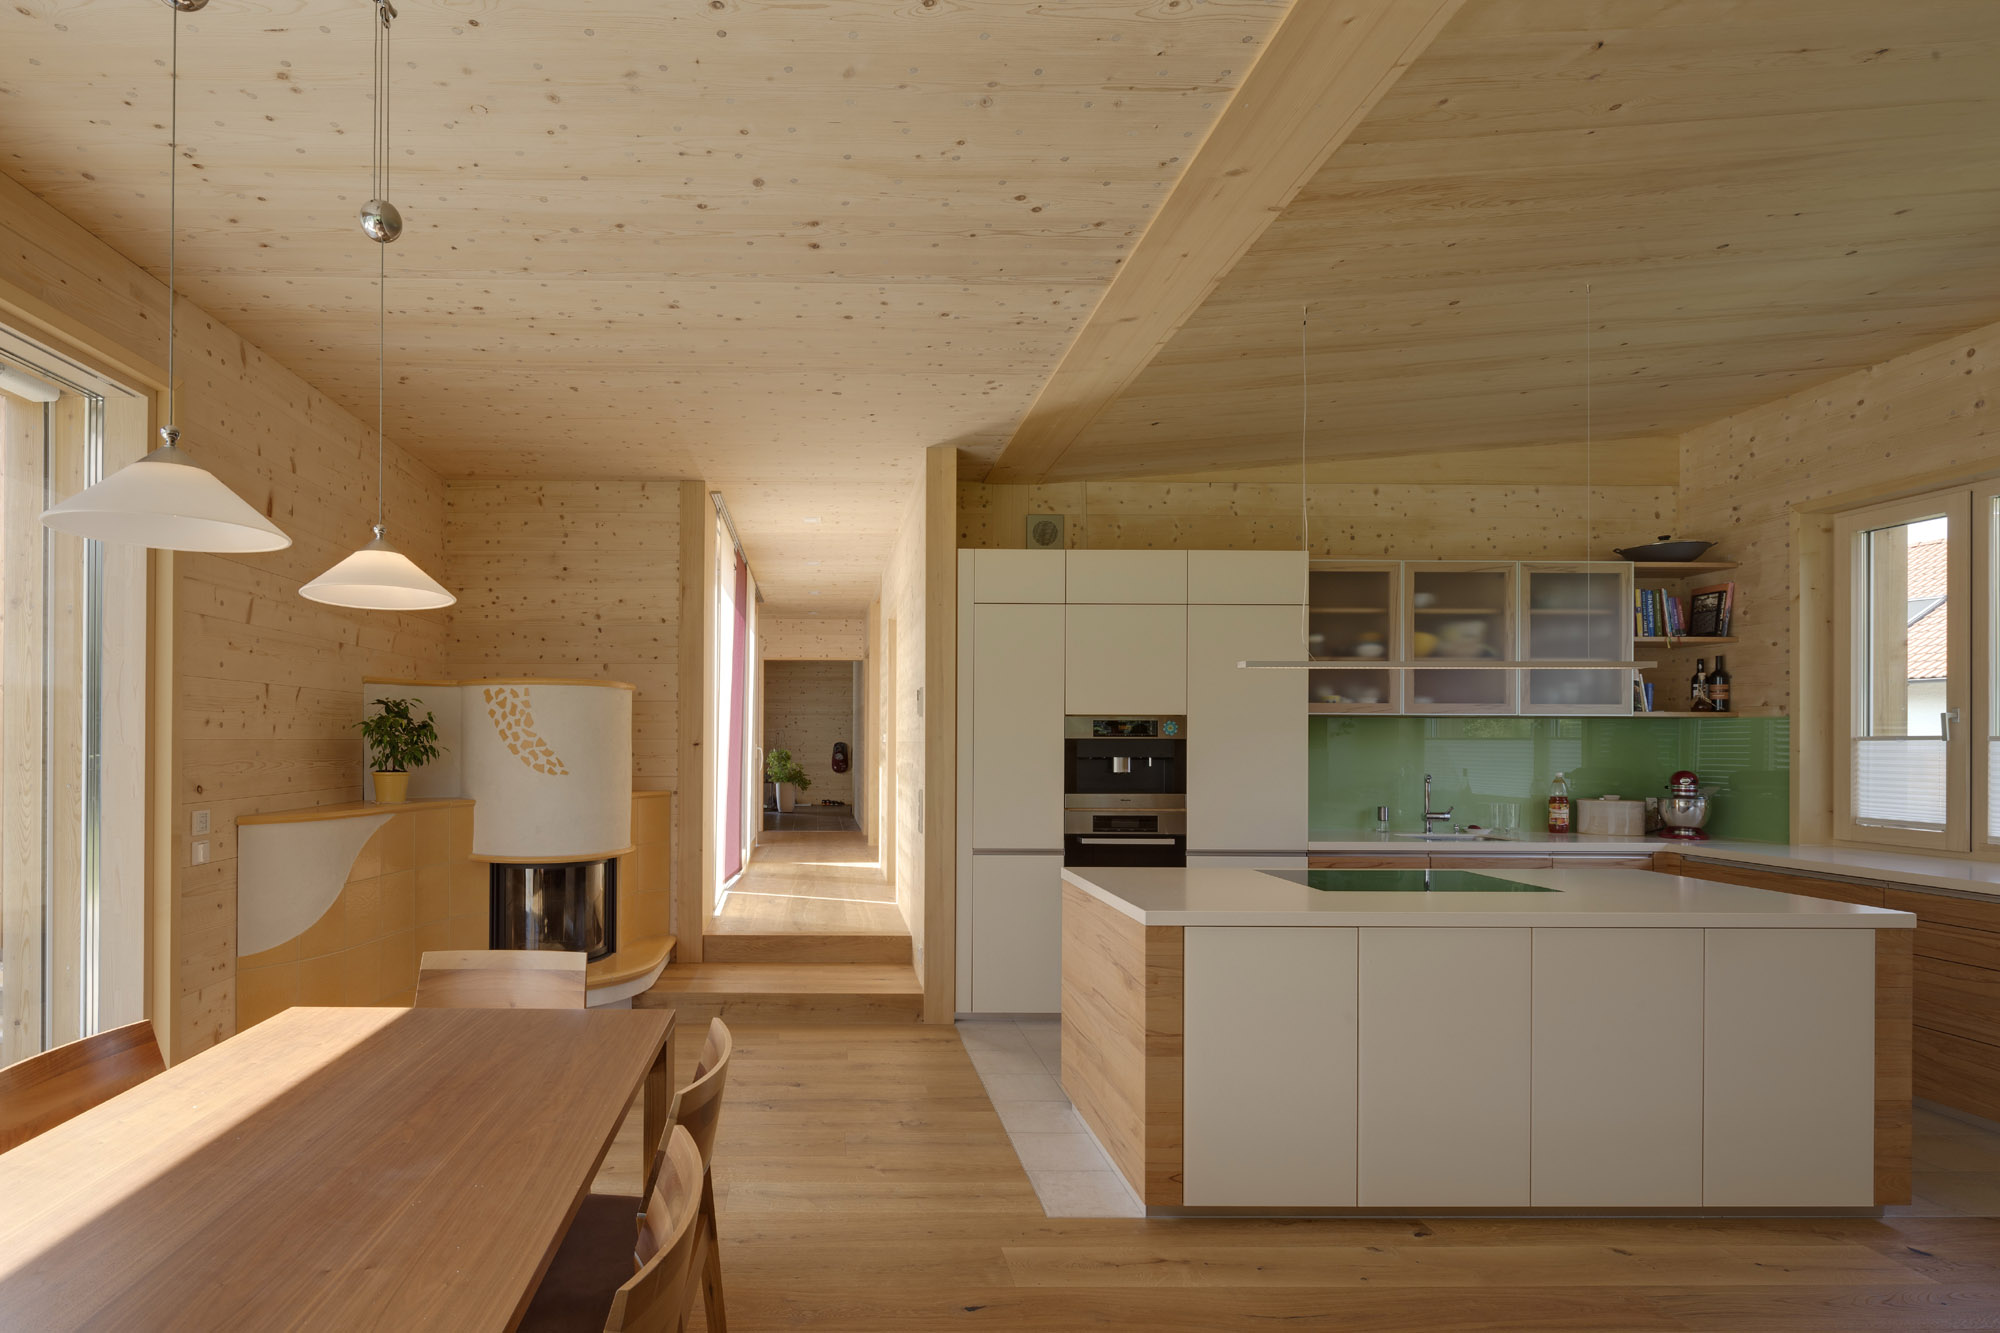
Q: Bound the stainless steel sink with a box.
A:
[1389,831,1505,841]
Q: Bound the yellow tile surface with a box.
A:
[339,944,382,1006]
[416,864,450,925]
[379,932,418,997]
[378,813,417,875]
[449,914,486,950]
[633,792,672,847]
[448,804,474,857]
[237,935,299,971]
[343,877,384,949]
[235,963,298,1030]
[417,918,454,958]
[380,869,417,936]
[350,826,384,883]
[413,810,450,867]
[450,860,488,919]
[298,952,345,1007]
[296,893,347,961]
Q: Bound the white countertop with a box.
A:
[1064,864,1915,929]
[1309,831,2000,901]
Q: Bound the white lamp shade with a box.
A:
[41,443,292,552]
[301,528,455,610]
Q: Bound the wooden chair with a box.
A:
[649,1018,732,1333]
[412,949,587,1009]
[0,1020,165,1155]
[520,1125,703,1333]
[522,1020,733,1333]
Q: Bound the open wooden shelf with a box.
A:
[1631,560,1739,579]
[1636,635,1736,646]
[1631,709,1781,718]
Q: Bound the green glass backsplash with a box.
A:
[1309,715,1791,843]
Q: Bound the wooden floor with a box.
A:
[588,1023,2000,1332]
[712,830,907,936]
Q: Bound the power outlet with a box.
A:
[191,840,210,866]
[191,809,211,836]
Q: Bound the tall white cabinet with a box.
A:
[957,547,1313,1014]
[959,550,1067,1015]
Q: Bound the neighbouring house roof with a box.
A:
[1907,540,1948,682]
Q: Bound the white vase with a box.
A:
[777,783,797,813]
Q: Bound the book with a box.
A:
[1689,583,1735,637]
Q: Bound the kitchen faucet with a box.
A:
[1422,774,1454,832]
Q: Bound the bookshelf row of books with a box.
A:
[1635,581,1735,639]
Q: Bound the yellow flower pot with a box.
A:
[373,771,411,804]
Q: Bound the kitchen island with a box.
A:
[1060,863,1913,1215]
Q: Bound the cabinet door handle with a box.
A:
[1080,836,1176,845]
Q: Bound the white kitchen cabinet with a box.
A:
[1703,928,1876,1206]
[1187,604,1307,853]
[1358,928,1531,1205]
[1183,927,1358,1206]
[1066,549,1187,604]
[970,602,1065,850]
[1064,604,1188,715]
[1519,562,1634,715]
[969,853,1063,1013]
[973,549,1066,604]
[1531,928,1703,1206]
[1188,550,1306,605]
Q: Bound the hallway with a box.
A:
[713,830,906,936]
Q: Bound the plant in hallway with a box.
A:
[356,697,442,804]
[765,748,812,814]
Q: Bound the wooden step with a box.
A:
[703,932,911,965]
[636,963,923,1025]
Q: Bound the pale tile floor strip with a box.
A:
[958,1017,1145,1219]
[962,1020,2000,1221]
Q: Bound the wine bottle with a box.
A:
[1689,658,1707,708]
[1709,655,1731,713]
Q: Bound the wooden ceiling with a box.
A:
[996,0,2000,481]
[0,0,1288,613]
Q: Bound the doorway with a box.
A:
[761,659,861,833]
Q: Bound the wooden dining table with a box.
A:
[0,1005,674,1331]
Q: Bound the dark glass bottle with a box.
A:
[1689,658,1709,710]
[1709,655,1731,713]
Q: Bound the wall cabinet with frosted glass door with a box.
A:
[1519,562,1635,716]
[1308,561,1402,714]
[1305,559,1636,716]
[1407,562,1517,714]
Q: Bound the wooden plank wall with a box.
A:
[1675,316,2000,716]
[961,442,1676,556]
[440,481,680,789]
[0,173,452,1061]
[763,617,865,660]
[763,660,856,807]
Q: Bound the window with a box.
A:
[1833,483,2000,852]
[0,326,149,1069]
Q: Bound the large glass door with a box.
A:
[1,327,149,1068]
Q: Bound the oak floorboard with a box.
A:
[573,1024,2000,1333]
[712,830,907,936]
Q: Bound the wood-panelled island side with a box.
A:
[1060,863,1913,1215]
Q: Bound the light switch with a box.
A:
[191,840,210,865]
[191,809,211,836]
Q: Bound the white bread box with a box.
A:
[1575,795,1645,837]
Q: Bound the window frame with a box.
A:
[1831,487,1975,852]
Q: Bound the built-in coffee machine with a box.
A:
[1063,716,1187,867]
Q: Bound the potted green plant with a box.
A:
[355,697,442,804]
[765,748,812,814]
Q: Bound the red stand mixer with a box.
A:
[1655,769,1711,841]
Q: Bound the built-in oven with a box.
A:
[1063,717,1187,867]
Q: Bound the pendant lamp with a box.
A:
[302,0,453,612]
[40,0,292,554]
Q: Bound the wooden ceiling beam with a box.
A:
[982,0,1467,485]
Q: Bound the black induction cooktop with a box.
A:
[1260,868,1559,894]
